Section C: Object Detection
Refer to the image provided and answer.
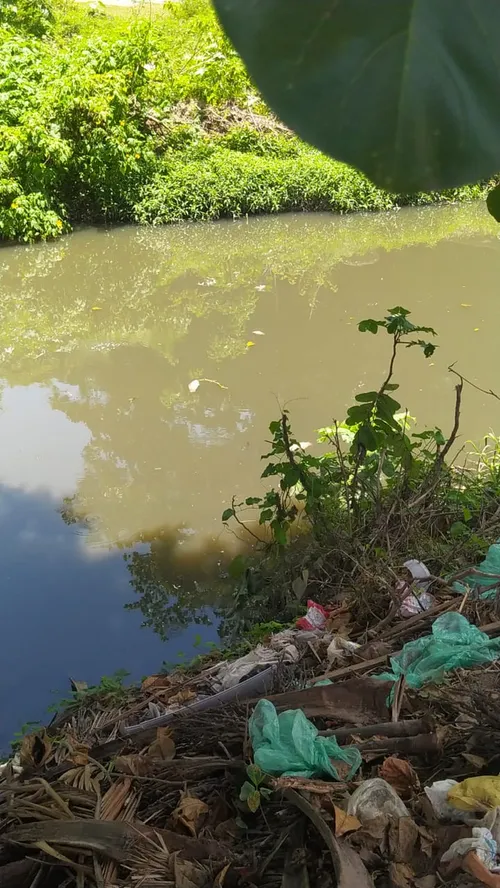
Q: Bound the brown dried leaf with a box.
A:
[462,752,487,770]
[379,757,419,798]
[414,877,436,888]
[171,794,209,837]
[115,754,153,776]
[19,730,52,769]
[148,727,176,760]
[142,674,175,692]
[65,733,90,767]
[272,776,343,794]
[214,863,231,887]
[174,855,206,888]
[333,806,361,837]
[168,688,197,707]
[388,862,414,888]
[388,817,419,864]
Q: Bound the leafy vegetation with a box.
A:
[0,0,493,242]
[222,308,500,634]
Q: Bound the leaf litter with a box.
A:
[3,587,500,886]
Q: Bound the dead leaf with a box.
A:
[141,674,175,692]
[388,817,419,864]
[272,776,343,794]
[19,730,52,769]
[334,806,361,837]
[360,641,393,660]
[115,754,153,777]
[174,855,206,888]
[292,569,309,600]
[148,727,176,760]
[168,688,197,707]
[389,862,414,888]
[380,757,420,798]
[462,752,487,770]
[214,863,231,887]
[70,678,88,693]
[414,877,436,888]
[171,794,209,837]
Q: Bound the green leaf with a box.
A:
[222,508,235,522]
[358,318,379,334]
[239,781,254,802]
[271,519,288,546]
[247,790,261,813]
[377,393,401,415]
[355,391,377,403]
[245,497,261,505]
[259,508,274,524]
[463,506,472,522]
[423,342,436,358]
[246,763,263,786]
[346,404,372,423]
[356,423,377,452]
[388,306,410,317]
[384,383,400,391]
[487,184,500,222]
[269,420,281,434]
[213,1,500,192]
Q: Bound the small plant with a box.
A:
[223,306,441,546]
[239,763,272,812]
[46,670,131,714]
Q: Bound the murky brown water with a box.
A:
[1,201,500,743]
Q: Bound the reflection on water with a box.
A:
[1,202,500,744]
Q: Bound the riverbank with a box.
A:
[4,580,500,887]
[0,0,492,242]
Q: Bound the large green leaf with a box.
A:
[212,0,500,191]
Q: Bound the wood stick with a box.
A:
[319,717,432,740]
[353,732,440,755]
[379,598,457,641]
[314,652,392,683]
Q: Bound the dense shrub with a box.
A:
[0,0,490,242]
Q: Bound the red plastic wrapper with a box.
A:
[296,600,330,631]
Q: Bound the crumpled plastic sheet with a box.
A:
[378,612,500,690]
[441,827,498,871]
[249,698,362,779]
[453,541,500,599]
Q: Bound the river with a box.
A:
[1,201,500,747]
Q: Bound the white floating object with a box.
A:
[188,379,200,393]
[252,330,265,335]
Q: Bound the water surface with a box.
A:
[1,202,500,746]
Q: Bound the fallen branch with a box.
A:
[320,717,433,740]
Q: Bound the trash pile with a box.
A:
[4,557,500,887]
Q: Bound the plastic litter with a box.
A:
[425,780,467,822]
[453,541,500,599]
[327,635,361,663]
[211,641,299,691]
[441,827,498,871]
[397,559,435,618]
[249,698,362,779]
[448,777,500,812]
[297,600,329,631]
[378,612,500,690]
[347,778,409,822]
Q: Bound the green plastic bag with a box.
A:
[453,542,500,599]
[378,613,500,690]
[249,698,361,779]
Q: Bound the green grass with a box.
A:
[0,0,493,242]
